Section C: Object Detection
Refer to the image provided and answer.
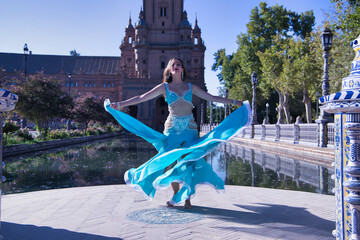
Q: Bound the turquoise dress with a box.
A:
[104,83,252,205]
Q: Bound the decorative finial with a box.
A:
[342,34,360,90]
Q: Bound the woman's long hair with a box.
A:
[162,57,187,83]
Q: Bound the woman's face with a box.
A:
[170,59,183,76]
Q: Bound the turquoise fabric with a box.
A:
[104,98,252,204]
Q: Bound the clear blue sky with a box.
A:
[0,0,333,95]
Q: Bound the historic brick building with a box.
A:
[0,0,206,131]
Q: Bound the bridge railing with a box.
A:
[200,122,335,147]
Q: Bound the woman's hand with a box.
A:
[110,102,122,110]
[234,100,243,107]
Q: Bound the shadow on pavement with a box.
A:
[1,222,123,240]
[177,203,334,238]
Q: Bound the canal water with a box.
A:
[2,135,334,195]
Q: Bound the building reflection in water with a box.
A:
[2,136,334,196]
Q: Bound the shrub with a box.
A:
[48,129,70,139]
[16,128,34,141]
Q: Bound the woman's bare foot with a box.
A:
[184,199,192,209]
[166,201,174,207]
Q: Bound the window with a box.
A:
[89,82,92,87]
[194,37,198,45]
[162,31,165,34]
[85,82,88,87]
[128,36,132,44]
[160,8,167,17]
[161,61,165,69]
[162,21,165,26]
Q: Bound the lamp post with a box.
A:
[21,44,29,129]
[210,102,213,127]
[316,91,320,118]
[250,72,258,138]
[0,89,18,240]
[266,102,269,124]
[225,89,229,118]
[23,43,28,82]
[315,28,334,147]
[67,73,72,96]
[67,73,72,130]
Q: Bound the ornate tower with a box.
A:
[119,0,206,129]
[119,16,136,78]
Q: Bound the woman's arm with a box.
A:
[110,83,165,110]
[192,84,243,106]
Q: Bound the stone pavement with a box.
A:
[1,184,335,240]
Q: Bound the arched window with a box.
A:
[194,37,198,45]
[180,35,184,41]
[89,82,92,87]
[128,36,132,44]
[85,82,88,87]
[103,82,106,88]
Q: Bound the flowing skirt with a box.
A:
[104,99,252,204]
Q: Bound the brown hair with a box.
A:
[162,57,187,83]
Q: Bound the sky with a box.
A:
[0,0,333,95]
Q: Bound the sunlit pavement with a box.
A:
[1,184,334,240]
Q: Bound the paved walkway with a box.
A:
[1,184,335,240]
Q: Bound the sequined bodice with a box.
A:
[164,83,197,135]
[165,83,192,106]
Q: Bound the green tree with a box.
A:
[287,35,323,123]
[3,120,20,144]
[11,73,73,138]
[72,94,115,132]
[213,2,315,122]
[70,50,80,56]
[325,0,360,92]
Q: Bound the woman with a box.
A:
[105,58,251,209]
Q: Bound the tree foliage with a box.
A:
[325,0,360,92]
[72,94,115,131]
[212,2,315,123]
[70,49,80,56]
[11,73,73,137]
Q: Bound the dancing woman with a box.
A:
[105,57,251,209]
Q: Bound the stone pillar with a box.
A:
[0,89,18,240]
[320,34,360,240]
[261,119,266,140]
[294,116,302,144]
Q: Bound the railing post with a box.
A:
[320,34,360,239]
[275,123,280,142]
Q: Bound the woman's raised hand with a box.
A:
[110,102,122,110]
[234,100,243,107]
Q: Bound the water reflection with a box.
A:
[3,136,156,194]
[2,136,334,195]
[206,143,334,195]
